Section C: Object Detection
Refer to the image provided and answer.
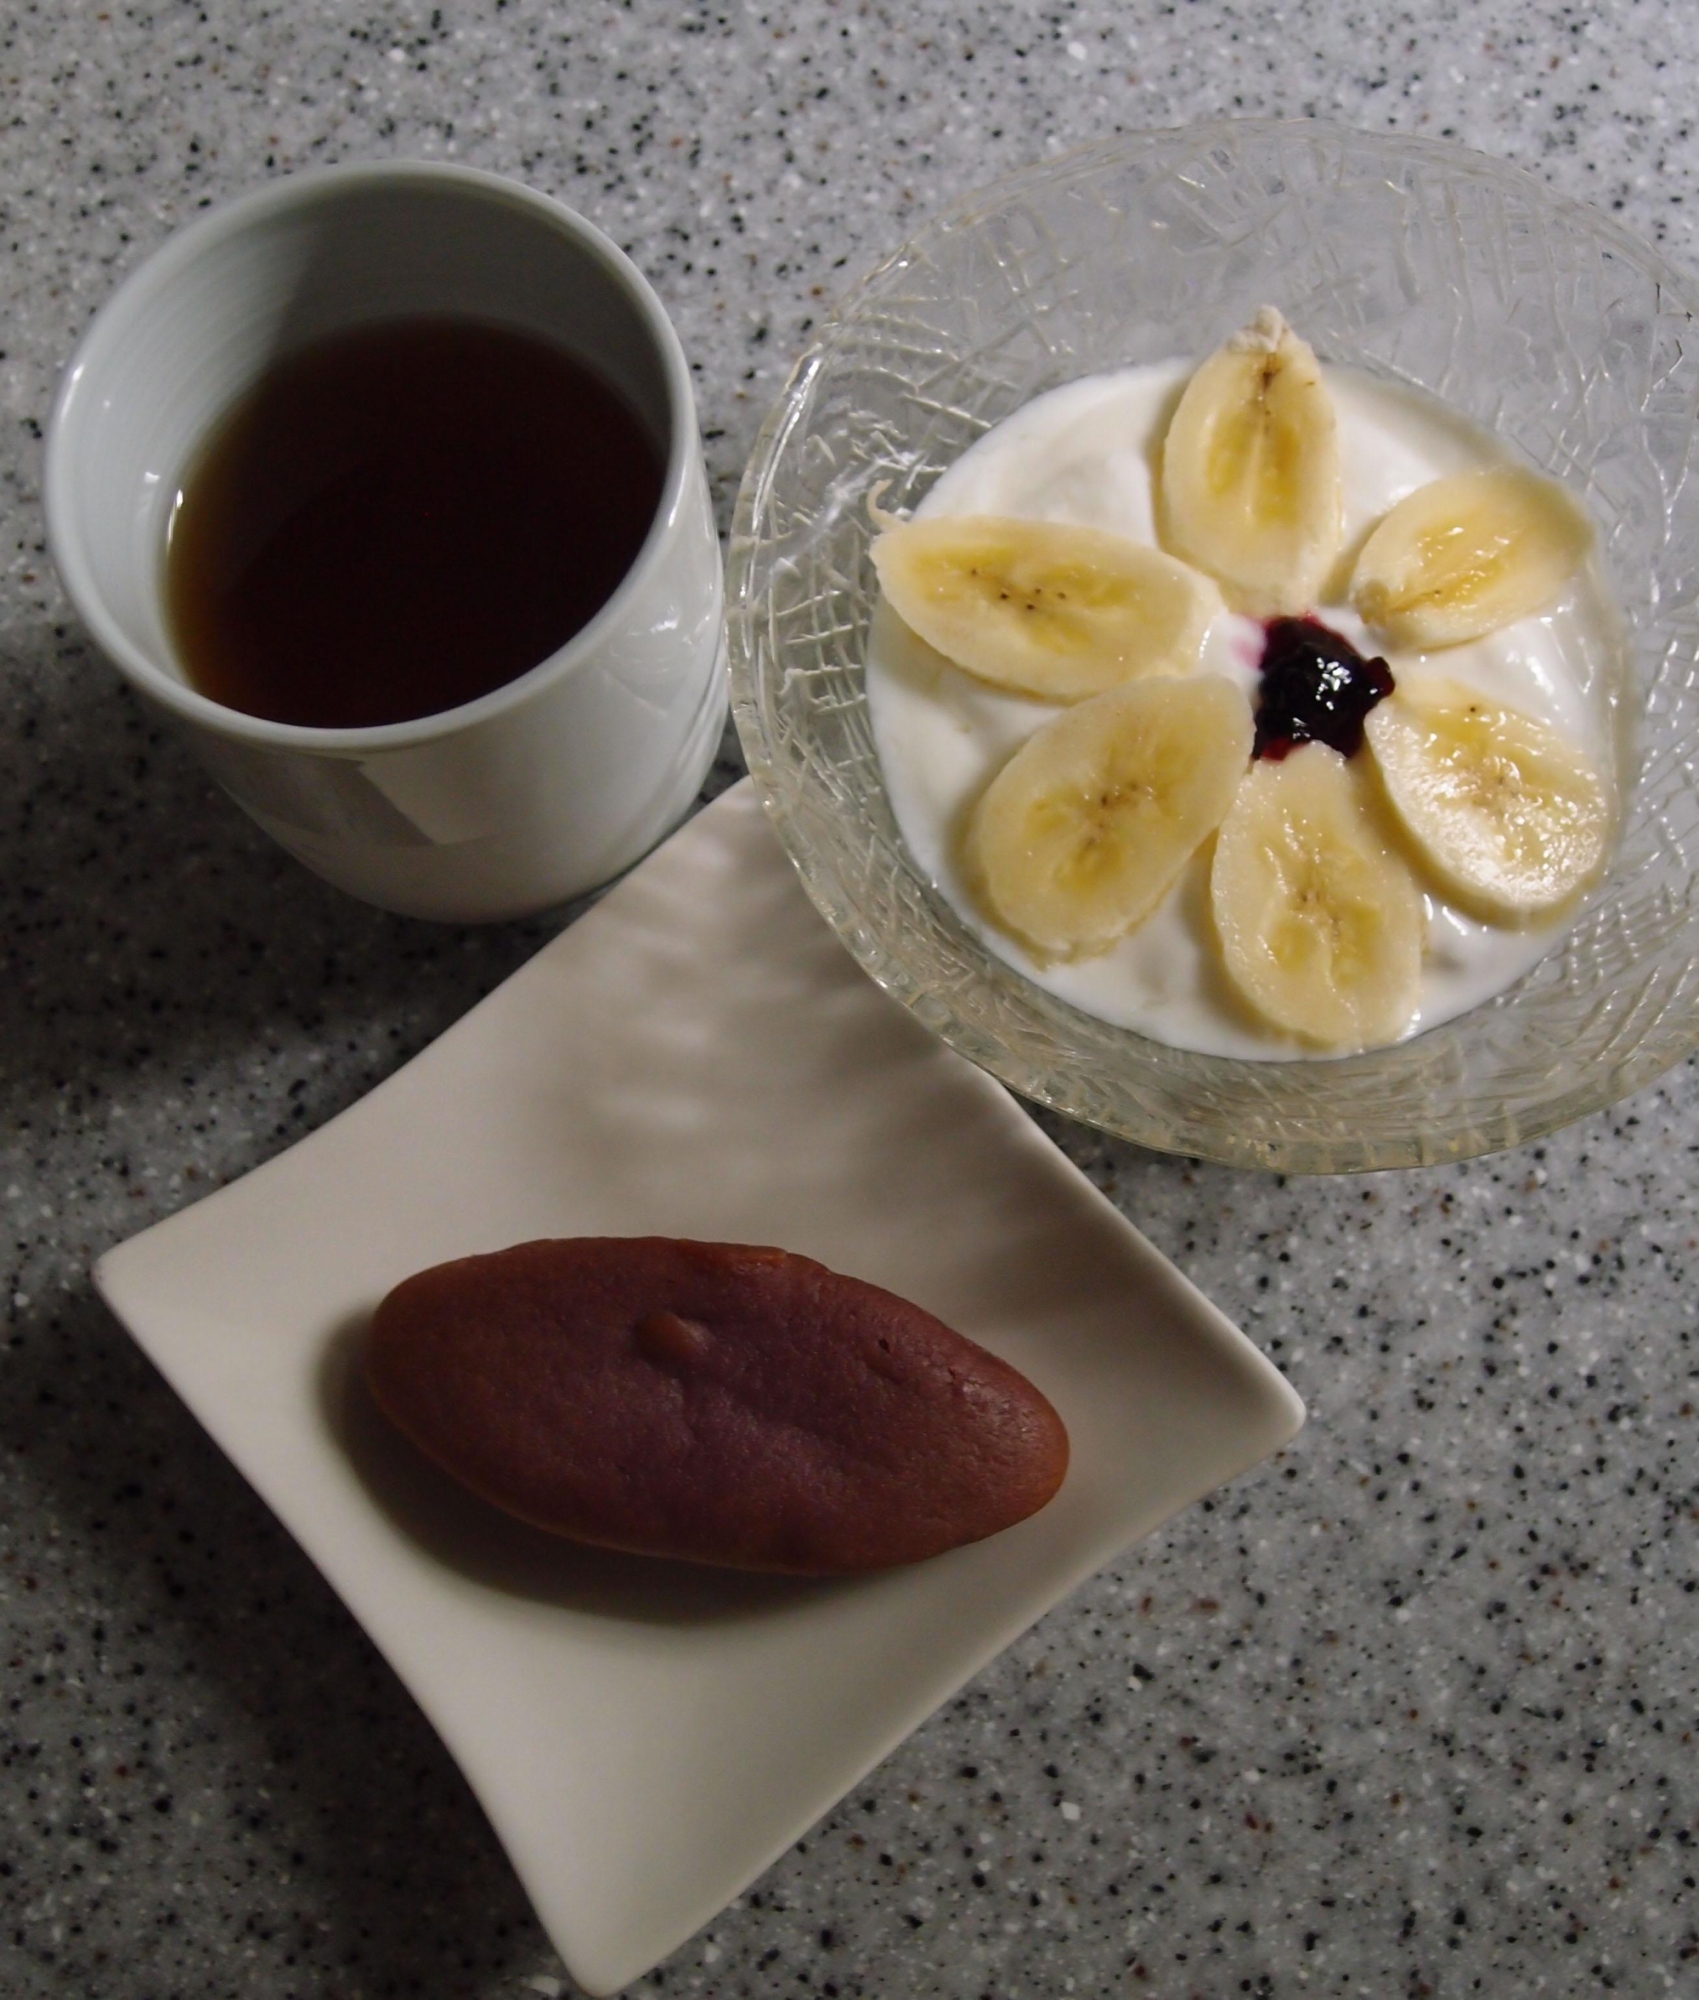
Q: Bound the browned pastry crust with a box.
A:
[364,1237,1070,1574]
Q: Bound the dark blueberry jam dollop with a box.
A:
[1253,616,1395,762]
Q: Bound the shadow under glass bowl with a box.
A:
[727,119,1699,1174]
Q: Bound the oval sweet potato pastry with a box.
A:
[364,1237,1069,1573]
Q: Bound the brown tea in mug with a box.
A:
[165,318,665,729]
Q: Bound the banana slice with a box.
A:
[1364,678,1611,922]
[1211,744,1424,1051]
[1158,306,1343,616]
[967,675,1252,960]
[870,514,1221,699]
[1350,465,1592,647]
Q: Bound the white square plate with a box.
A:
[96,782,1303,1995]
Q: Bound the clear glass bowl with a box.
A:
[727,121,1699,1173]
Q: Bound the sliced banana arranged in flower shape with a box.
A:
[869,312,1617,1055]
[869,514,1221,699]
[1211,745,1426,1052]
[1158,307,1343,617]
[1364,678,1612,923]
[1351,465,1592,647]
[967,675,1253,961]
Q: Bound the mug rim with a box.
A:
[44,159,702,753]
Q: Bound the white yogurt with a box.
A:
[865,362,1626,1060]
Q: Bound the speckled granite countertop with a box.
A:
[5,4,1699,1996]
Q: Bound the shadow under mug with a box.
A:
[45,161,727,922]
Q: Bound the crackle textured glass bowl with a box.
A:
[727,121,1699,1174]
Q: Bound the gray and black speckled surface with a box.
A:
[5,3,1699,1996]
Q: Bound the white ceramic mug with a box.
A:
[45,162,726,922]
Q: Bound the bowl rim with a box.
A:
[728,117,1699,1174]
